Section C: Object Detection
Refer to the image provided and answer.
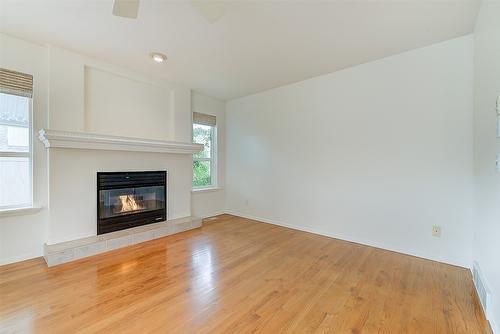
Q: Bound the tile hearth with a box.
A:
[44,216,202,266]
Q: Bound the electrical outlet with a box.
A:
[432,225,442,238]
[244,199,249,206]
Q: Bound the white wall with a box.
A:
[226,35,475,267]
[191,92,226,218]
[0,34,49,264]
[46,45,191,140]
[84,67,173,141]
[0,33,210,263]
[473,2,500,331]
[44,45,195,245]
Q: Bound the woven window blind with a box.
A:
[193,112,216,126]
[0,68,33,98]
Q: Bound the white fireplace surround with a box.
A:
[39,129,203,154]
[37,128,203,263]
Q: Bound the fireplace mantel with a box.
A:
[38,129,203,154]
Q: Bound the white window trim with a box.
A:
[191,187,222,194]
[0,97,33,211]
[192,122,217,190]
[0,151,30,158]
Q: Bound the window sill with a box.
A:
[191,187,222,194]
[0,206,42,218]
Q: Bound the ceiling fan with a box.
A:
[112,0,226,23]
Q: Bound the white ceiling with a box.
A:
[0,0,480,100]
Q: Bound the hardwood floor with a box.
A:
[0,215,491,333]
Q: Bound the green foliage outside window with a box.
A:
[193,123,214,188]
[193,160,211,187]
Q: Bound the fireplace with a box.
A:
[97,171,166,235]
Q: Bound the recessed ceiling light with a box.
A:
[150,52,167,63]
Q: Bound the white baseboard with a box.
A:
[224,210,469,268]
[0,251,42,266]
[490,317,498,334]
[199,211,225,219]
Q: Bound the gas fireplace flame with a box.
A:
[118,195,144,212]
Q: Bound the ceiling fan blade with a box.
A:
[191,1,226,24]
[112,0,140,19]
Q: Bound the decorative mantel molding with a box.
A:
[38,129,203,154]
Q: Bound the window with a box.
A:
[192,112,216,189]
[0,68,33,210]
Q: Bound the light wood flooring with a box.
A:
[0,214,491,333]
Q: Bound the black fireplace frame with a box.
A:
[97,171,167,235]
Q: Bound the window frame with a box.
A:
[0,95,33,210]
[192,121,217,190]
